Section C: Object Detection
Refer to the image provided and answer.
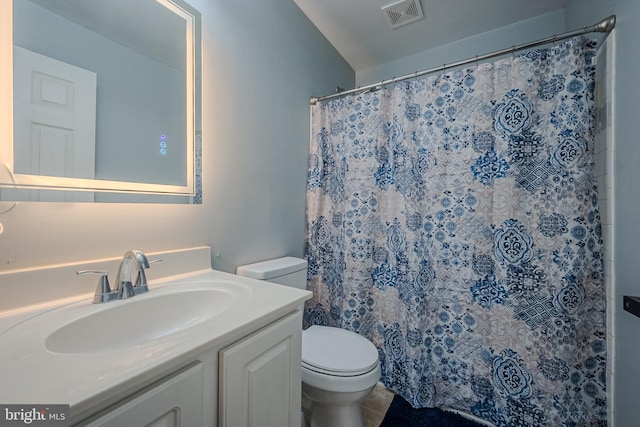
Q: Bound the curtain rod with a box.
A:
[310,15,616,105]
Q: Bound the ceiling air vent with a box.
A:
[382,0,424,30]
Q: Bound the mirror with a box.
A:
[0,0,202,203]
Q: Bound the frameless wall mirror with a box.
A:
[0,0,202,203]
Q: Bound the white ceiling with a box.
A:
[292,0,569,72]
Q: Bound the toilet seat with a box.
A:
[302,326,379,377]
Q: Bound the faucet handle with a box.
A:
[77,270,113,304]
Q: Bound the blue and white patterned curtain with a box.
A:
[304,37,606,426]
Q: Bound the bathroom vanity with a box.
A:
[80,309,303,426]
[0,247,311,426]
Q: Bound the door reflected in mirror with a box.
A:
[0,0,202,203]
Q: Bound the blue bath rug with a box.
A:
[380,395,486,427]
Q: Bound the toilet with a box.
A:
[236,257,381,427]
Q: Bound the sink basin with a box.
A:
[44,282,246,354]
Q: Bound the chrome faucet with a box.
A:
[78,249,160,304]
[115,249,151,298]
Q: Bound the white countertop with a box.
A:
[0,267,311,421]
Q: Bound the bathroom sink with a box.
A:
[0,263,314,416]
[44,282,245,354]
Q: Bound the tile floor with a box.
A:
[362,383,395,427]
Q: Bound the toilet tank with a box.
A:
[235,257,308,289]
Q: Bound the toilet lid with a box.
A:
[302,326,379,376]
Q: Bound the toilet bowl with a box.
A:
[236,257,381,427]
[301,325,381,427]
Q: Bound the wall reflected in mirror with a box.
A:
[2,0,202,203]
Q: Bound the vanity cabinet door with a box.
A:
[79,362,204,427]
[219,311,302,427]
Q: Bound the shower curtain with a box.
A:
[304,37,606,426]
